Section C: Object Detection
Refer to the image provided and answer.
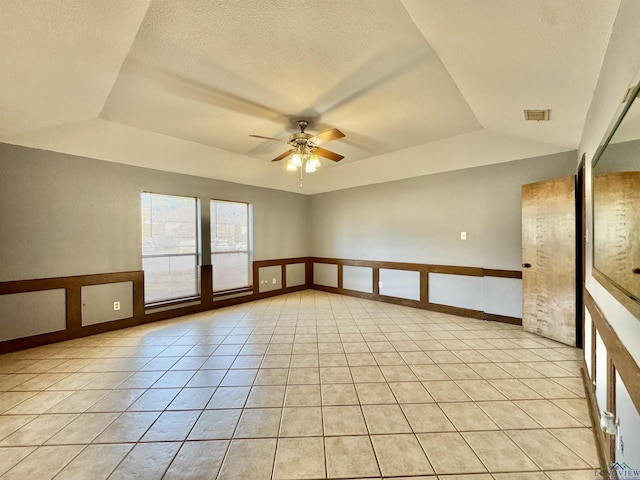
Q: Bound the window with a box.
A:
[211,200,251,292]
[141,193,199,303]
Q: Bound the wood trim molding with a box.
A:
[310,257,522,326]
[585,288,640,414]
[582,360,610,466]
[1,257,523,354]
[593,270,640,320]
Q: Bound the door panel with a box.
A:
[522,176,576,346]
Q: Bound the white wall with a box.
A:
[579,0,640,465]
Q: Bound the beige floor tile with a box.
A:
[0,445,84,480]
[455,380,507,401]
[362,404,412,434]
[54,443,133,480]
[5,390,73,414]
[254,368,289,385]
[220,368,258,386]
[0,393,37,414]
[350,366,386,383]
[325,435,381,478]
[274,437,325,479]
[476,401,540,429]
[410,365,450,381]
[46,412,117,445]
[546,470,598,480]
[107,441,181,479]
[319,353,348,367]
[374,352,406,365]
[164,440,228,479]
[417,432,486,475]
[218,438,277,480]
[323,405,368,436]
[0,446,36,476]
[399,351,433,365]
[553,377,587,397]
[438,475,493,480]
[346,352,377,366]
[86,389,145,412]
[355,382,397,404]
[94,411,160,443]
[495,362,544,378]
[184,369,226,387]
[320,366,353,383]
[206,386,251,408]
[440,364,482,380]
[235,407,282,438]
[127,388,180,411]
[493,473,549,480]
[461,431,538,472]
[187,409,241,440]
[423,381,471,402]
[246,385,286,408]
[439,402,499,431]
[288,368,320,385]
[551,398,591,426]
[549,428,600,467]
[506,429,591,470]
[140,410,200,442]
[372,434,434,477]
[521,379,578,398]
[514,400,583,428]
[389,381,433,403]
[401,403,456,433]
[284,384,321,406]
[488,379,543,400]
[280,406,323,436]
[0,415,36,441]
[321,383,359,405]
[0,413,77,446]
[380,365,419,382]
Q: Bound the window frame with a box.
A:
[141,191,201,305]
[210,198,253,295]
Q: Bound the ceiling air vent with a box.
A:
[524,109,551,121]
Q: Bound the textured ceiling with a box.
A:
[0,0,621,194]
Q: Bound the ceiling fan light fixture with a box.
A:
[291,152,303,167]
[305,155,320,173]
[286,160,298,171]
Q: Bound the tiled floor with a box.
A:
[0,290,599,479]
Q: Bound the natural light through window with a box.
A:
[141,193,199,303]
[211,200,251,292]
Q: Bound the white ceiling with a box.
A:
[0,0,621,194]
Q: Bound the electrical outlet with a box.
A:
[113,301,121,311]
[461,231,467,240]
[272,278,277,284]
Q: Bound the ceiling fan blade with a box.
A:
[308,128,345,146]
[314,147,344,162]
[250,134,288,143]
[271,150,294,162]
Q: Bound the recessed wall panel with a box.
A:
[259,266,282,293]
[314,263,338,288]
[429,273,482,310]
[286,263,306,288]
[343,266,373,293]
[482,277,522,318]
[379,269,420,301]
[615,372,640,467]
[584,308,593,377]
[82,282,133,326]
[594,328,607,411]
[0,289,66,341]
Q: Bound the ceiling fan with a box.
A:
[250,120,345,165]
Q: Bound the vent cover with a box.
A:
[524,109,551,121]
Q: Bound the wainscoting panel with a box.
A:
[81,281,133,326]
[429,273,483,311]
[0,289,66,341]
[286,263,306,288]
[343,265,373,293]
[379,269,420,301]
[313,263,338,288]
[482,276,523,318]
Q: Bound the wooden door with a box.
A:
[522,176,576,346]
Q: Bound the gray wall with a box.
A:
[0,143,310,283]
[309,151,577,269]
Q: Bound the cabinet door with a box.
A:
[522,176,576,346]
